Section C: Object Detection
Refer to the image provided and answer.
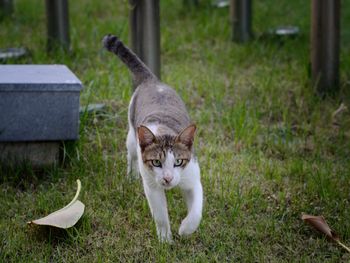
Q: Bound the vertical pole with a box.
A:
[230,0,252,43]
[0,0,13,17]
[311,0,340,95]
[45,0,70,51]
[183,0,199,7]
[143,0,160,78]
[129,0,160,86]
[129,0,142,60]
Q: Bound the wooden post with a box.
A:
[230,0,252,43]
[45,0,70,51]
[0,0,13,17]
[129,0,161,83]
[311,0,340,95]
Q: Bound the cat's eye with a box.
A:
[151,159,162,167]
[174,159,183,167]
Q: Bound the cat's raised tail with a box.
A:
[103,34,157,86]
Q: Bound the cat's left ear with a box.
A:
[137,125,156,151]
[176,124,196,149]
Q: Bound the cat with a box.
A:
[103,34,203,242]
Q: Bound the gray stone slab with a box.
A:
[0,65,82,91]
[0,65,83,142]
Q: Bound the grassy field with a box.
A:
[1,0,350,262]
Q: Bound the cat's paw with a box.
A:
[157,229,173,243]
[178,215,201,236]
[159,235,173,244]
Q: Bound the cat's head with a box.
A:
[137,124,196,189]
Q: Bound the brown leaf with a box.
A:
[28,180,85,229]
[301,214,339,241]
[302,214,350,253]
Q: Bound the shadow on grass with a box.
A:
[27,214,90,246]
[0,140,80,191]
[0,163,52,191]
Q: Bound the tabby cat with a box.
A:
[103,34,203,242]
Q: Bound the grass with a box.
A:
[1,0,350,262]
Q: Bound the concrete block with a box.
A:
[0,142,60,167]
[0,65,83,142]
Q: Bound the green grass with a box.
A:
[1,0,350,262]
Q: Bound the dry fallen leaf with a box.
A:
[331,103,348,122]
[331,103,348,132]
[302,214,350,253]
[28,180,85,229]
[302,214,339,240]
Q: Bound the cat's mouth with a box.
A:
[162,185,175,190]
[160,182,177,190]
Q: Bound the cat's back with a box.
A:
[130,80,191,133]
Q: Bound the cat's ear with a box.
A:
[176,124,196,149]
[137,125,156,150]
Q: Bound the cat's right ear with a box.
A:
[137,126,156,151]
[176,124,196,149]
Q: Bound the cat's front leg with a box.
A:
[179,181,203,236]
[126,128,139,178]
[143,183,172,242]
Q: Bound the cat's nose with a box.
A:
[163,175,173,184]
